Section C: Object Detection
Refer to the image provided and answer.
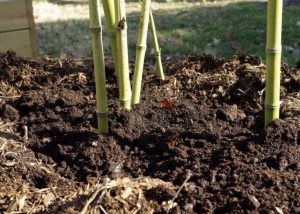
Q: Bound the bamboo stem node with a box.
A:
[265,103,281,109]
[120,100,131,103]
[136,45,147,50]
[89,27,102,33]
[96,112,108,118]
[155,49,161,57]
[120,100,131,110]
[266,47,282,54]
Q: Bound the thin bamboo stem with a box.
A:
[115,0,132,110]
[131,0,151,105]
[149,7,165,80]
[138,0,165,80]
[102,0,119,84]
[89,0,108,133]
[265,0,283,125]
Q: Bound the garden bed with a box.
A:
[0,51,299,213]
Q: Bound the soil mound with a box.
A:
[0,51,299,213]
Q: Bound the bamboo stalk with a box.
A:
[89,0,108,133]
[149,7,165,80]
[102,0,119,84]
[138,0,164,80]
[115,0,132,110]
[265,0,283,125]
[131,0,151,105]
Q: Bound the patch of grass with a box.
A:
[149,2,300,65]
[37,20,91,57]
[34,1,300,65]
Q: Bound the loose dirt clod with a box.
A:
[0,52,299,213]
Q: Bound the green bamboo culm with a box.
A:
[265,0,283,126]
[138,0,164,80]
[89,0,108,133]
[149,8,165,80]
[115,0,132,110]
[102,0,119,84]
[131,0,151,105]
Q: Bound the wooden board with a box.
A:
[0,0,37,57]
[24,0,38,57]
[0,0,29,33]
[0,30,33,57]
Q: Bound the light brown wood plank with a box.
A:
[25,0,38,56]
[0,0,29,32]
[0,30,33,57]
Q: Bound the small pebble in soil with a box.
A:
[144,185,176,203]
[245,194,261,210]
[69,106,84,120]
[294,207,300,213]
[3,104,19,121]
[216,104,238,122]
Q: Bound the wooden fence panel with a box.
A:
[0,0,37,57]
[0,0,29,33]
[0,30,33,57]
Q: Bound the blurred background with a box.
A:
[33,0,300,65]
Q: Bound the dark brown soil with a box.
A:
[0,51,299,213]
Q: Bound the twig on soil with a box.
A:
[237,88,246,94]
[168,171,192,212]
[0,95,21,99]
[132,190,142,214]
[99,205,108,214]
[23,126,28,141]
[96,188,108,204]
[5,212,27,214]
[0,140,8,155]
[50,186,59,198]
[7,184,28,213]
[80,187,102,214]
[80,179,115,214]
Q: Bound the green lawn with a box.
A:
[34,0,300,65]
